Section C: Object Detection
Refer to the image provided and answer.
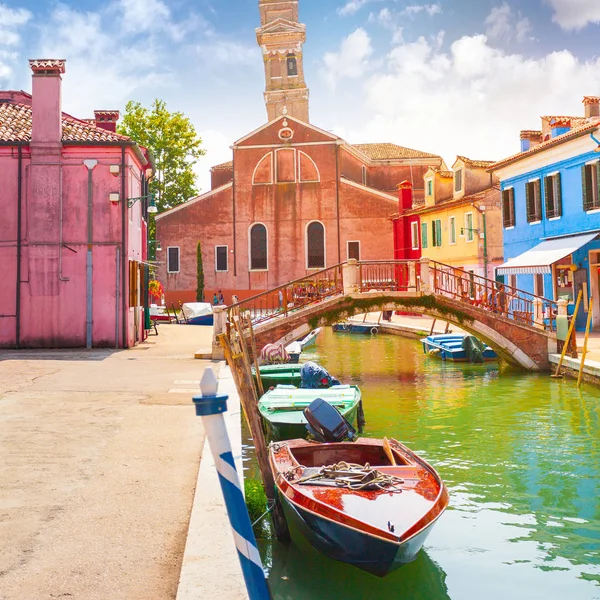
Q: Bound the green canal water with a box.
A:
[245,328,600,600]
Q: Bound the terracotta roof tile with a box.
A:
[211,160,233,171]
[435,169,453,178]
[0,101,130,143]
[490,117,600,171]
[456,156,496,169]
[353,143,440,160]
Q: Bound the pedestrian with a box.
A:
[218,289,224,305]
[212,292,219,306]
[278,289,283,309]
[496,283,508,315]
[231,294,239,305]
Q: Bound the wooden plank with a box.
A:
[245,312,264,398]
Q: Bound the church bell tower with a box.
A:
[256,0,310,122]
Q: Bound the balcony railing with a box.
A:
[358,260,419,292]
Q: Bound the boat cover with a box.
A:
[181,302,213,320]
[300,361,341,388]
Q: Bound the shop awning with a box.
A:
[497,232,598,275]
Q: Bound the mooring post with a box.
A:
[192,367,271,600]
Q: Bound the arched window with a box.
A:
[249,224,268,270]
[306,221,325,269]
[287,55,298,77]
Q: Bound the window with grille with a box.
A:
[526,179,542,222]
[250,224,268,270]
[287,55,298,76]
[544,173,562,219]
[215,246,228,272]
[167,247,180,273]
[306,222,325,269]
[582,162,600,211]
[421,222,428,248]
[347,241,360,261]
[502,188,515,227]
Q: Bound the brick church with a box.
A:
[156,0,445,304]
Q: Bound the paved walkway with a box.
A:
[0,324,213,600]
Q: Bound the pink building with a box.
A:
[0,59,154,349]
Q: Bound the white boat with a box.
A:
[285,328,323,363]
[181,302,214,326]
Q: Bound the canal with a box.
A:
[246,328,600,599]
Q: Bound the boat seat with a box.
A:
[276,385,297,389]
[330,384,350,389]
[376,466,421,479]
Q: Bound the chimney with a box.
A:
[583,96,600,119]
[520,130,543,152]
[94,110,120,133]
[29,59,66,149]
[397,180,413,212]
[550,117,571,138]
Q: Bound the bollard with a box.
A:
[193,368,271,600]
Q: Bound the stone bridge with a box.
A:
[212,259,561,371]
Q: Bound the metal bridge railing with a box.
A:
[358,260,419,293]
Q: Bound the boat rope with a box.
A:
[251,500,275,528]
[294,461,404,492]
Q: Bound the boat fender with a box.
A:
[388,521,395,533]
[370,327,378,335]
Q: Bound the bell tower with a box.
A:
[256,0,310,122]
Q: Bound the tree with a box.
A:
[118,99,205,215]
[196,242,204,302]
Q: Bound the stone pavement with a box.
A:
[0,323,214,600]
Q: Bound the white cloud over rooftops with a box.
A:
[547,0,600,30]
[0,3,32,82]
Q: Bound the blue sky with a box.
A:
[3,0,600,191]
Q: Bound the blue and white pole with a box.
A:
[193,368,271,600]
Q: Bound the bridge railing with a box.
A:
[358,260,419,292]
[429,261,558,331]
[228,263,345,327]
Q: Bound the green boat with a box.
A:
[258,384,362,441]
[252,363,303,389]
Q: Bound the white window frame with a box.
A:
[347,240,361,261]
[252,152,273,186]
[305,220,326,270]
[411,221,419,250]
[215,245,228,273]
[167,246,180,274]
[449,216,456,245]
[248,222,269,272]
[465,212,474,243]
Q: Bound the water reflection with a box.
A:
[247,328,600,599]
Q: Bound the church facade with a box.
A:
[156,0,445,305]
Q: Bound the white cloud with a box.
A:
[485,3,533,44]
[0,3,31,82]
[402,4,442,17]
[328,30,600,171]
[321,28,373,91]
[546,0,600,30]
[338,0,373,17]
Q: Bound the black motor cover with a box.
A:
[304,398,356,442]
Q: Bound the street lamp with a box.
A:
[108,192,158,213]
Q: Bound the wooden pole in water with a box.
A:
[552,290,582,379]
[218,331,290,542]
[577,298,593,388]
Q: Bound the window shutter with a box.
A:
[431,221,436,247]
[421,223,428,248]
[436,220,442,246]
[555,173,562,217]
[582,165,588,211]
[544,176,551,217]
[525,182,532,221]
[509,189,515,227]
[534,179,541,219]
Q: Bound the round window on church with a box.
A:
[279,127,294,141]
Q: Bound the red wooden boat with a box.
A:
[270,437,449,577]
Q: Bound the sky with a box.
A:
[3,0,600,193]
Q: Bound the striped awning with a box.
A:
[497,232,598,275]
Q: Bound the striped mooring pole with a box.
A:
[193,368,271,600]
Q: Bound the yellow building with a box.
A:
[408,157,503,280]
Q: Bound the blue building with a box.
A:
[491,96,600,330]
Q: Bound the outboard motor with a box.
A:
[300,361,341,389]
[304,398,356,443]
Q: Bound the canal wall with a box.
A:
[176,364,248,600]
[548,353,600,386]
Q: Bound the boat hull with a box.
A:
[253,364,303,389]
[281,493,437,577]
[421,334,496,362]
[186,315,214,326]
[333,323,379,335]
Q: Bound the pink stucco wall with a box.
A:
[0,64,149,348]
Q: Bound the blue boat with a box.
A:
[333,322,379,335]
[420,334,496,363]
[181,302,214,326]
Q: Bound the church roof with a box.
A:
[0,100,130,143]
[352,143,440,161]
[211,160,233,171]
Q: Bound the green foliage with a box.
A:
[196,242,204,302]
[308,295,475,329]
[244,479,272,539]
[118,99,206,217]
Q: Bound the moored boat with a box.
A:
[258,385,361,441]
[420,333,496,363]
[333,322,379,335]
[181,302,214,326]
[270,436,449,577]
[252,363,303,389]
[285,327,323,363]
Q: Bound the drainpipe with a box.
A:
[16,144,23,348]
[121,145,127,349]
[83,160,98,348]
[335,141,341,264]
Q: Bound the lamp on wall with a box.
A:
[108,192,158,213]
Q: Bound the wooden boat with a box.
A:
[285,327,323,363]
[181,302,214,326]
[333,322,379,335]
[270,437,449,577]
[420,333,496,362]
[252,363,303,389]
[258,385,361,441]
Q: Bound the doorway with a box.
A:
[573,268,588,330]
[589,251,600,328]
